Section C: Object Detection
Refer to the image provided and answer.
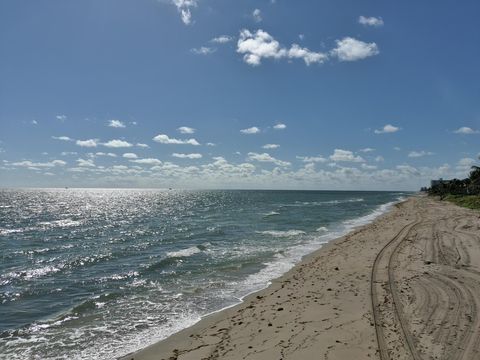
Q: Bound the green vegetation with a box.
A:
[444,194,480,210]
[427,158,480,209]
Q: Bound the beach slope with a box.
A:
[120,196,480,360]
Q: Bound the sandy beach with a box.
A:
[120,196,480,360]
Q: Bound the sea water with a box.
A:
[0,189,407,359]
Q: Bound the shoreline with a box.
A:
[119,196,410,360]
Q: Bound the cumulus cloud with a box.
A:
[262,144,280,149]
[296,155,327,163]
[153,134,200,145]
[172,153,203,159]
[52,136,73,141]
[248,152,290,167]
[396,164,420,176]
[56,115,67,122]
[131,158,163,165]
[191,46,216,55]
[172,0,197,25]
[240,126,261,134]
[329,149,365,163]
[375,156,385,162]
[358,16,384,27]
[103,139,133,148]
[77,159,95,167]
[252,8,262,22]
[94,152,117,157]
[454,126,479,134]
[211,35,233,44]
[273,123,286,130]
[237,29,327,66]
[123,153,138,159]
[359,148,375,153]
[457,158,476,172]
[331,37,379,61]
[31,120,38,125]
[374,124,400,134]
[137,143,149,148]
[76,139,98,147]
[11,160,66,168]
[408,150,434,158]
[178,126,195,134]
[206,142,216,146]
[108,120,126,128]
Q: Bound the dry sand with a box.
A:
[119,196,480,360]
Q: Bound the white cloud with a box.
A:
[211,35,233,44]
[331,37,379,61]
[361,164,378,170]
[56,115,67,121]
[358,16,384,27]
[329,149,365,163]
[298,34,305,41]
[61,152,77,156]
[206,142,216,146]
[237,29,327,66]
[94,152,117,157]
[273,123,286,130]
[103,139,133,148]
[77,158,96,167]
[359,148,375,153]
[137,143,149,148]
[252,8,262,22]
[31,120,38,125]
[393,147,401,151]
[131,158,163,165]
[408,150,434,158]
[123,153,138,159]
[375,156,385,162]
[240,126,261,134]
[76,139,98,147]
[191,46,216,55]
[172,153,203,159]
[296,155,327,163]
[172,0,197,25]
[108,120,126,128]
[396,164,420,176]
[456,158,477,174]
[454,126,479,134]
[52,136,73,141]
[262,144,280,149]
[178,126,195,134]
[374,124,400,134]
[153,134,200,145]
[248,152,291,167]
[11,160,66,168]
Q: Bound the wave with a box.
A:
[37,219,82,228]
[263,211,280,217]
[256,230,306,237]
[0,228,23,236]
[316,226,328,232]
[166,246,203,258]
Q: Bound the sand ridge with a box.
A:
[120,196,480,360]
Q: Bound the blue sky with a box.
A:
[0,0,479,190]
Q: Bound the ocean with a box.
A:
[0,189,407,359]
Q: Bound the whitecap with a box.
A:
[263,211,280,217]
[166,246,202,258]
[257,230,306,237]
[316,226,328,232]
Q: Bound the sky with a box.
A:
[0,0,479,190]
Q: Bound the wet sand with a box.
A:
[120,196,480,360]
